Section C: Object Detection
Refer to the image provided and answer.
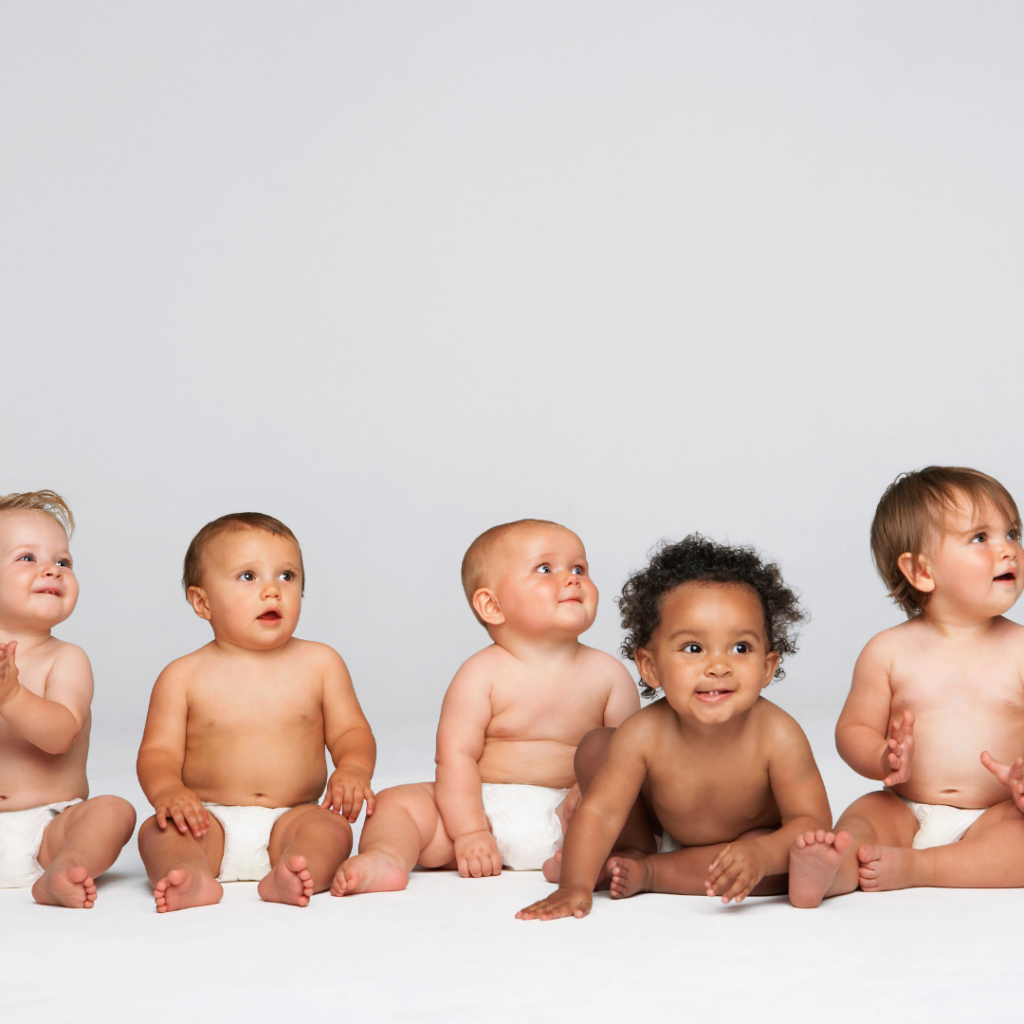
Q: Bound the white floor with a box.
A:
[1,716,1017,1023]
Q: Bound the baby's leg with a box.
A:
[33,796,136,909]
[608,829,784,900]
[138,813,225,913]
[259,805,352,907]
[545,728,656,884]
[859,799,1024,891]
[788,790,916,908]
[333,782,454,896]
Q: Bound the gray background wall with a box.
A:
[3,2,1023,773]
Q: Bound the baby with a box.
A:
[136,512,375,911]
[0,491,136,907]
[789,466,1024,905]
[332,519,640,894]
[518,535,831,920]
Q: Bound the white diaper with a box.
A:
[204,803,293,882]
[0,799,82,888]
[657,830,682,855]
[899,797,987,850]
[480,784,568,870]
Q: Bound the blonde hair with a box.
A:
[0,490,75,537]
[460,519,564,626]
[183,512,304,595]
[871,466,1021,617]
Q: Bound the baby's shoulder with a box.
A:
[753,698,810,746]
[449,644,506,689]
[284,637,348,670]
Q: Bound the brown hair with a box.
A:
[0,490,75,537]
[871,466,1021,617]
[460,519,565,626]
[183,512,304,595]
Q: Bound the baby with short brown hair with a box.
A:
[137,512,375,911]
[789,466,1024,905]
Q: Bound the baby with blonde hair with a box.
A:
[0,491,136,907]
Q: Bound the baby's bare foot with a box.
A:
[788,829,853,908]
[259,854,315,906]
[607,853,652,900]
[542,849,562,883]
[32,864,97,909]
[330,850,409,896]
[153,867,223,913]
[857,844,920,892]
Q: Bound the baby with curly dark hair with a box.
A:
[518,534,831,920]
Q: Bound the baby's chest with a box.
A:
[892,660,1024,716]
[486,691,599,741]
[190,685,322,733]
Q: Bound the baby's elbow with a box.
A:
[40,729,81,756]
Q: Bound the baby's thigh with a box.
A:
[839,790,918,847]
[37,796,136,865]
[963,798,1024,840]
[376,782,455,868]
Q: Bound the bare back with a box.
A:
[843,616,1024,807]
[0,637,91,811]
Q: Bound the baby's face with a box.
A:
[487,525,598,638]
[637,581,778,726]
[920,495,1023,618]
[189,528,303,651]
[0,511,79,633]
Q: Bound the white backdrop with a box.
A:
[3,2,1023,771]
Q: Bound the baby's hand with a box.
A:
[0,641,21,709]
[454,830,502,878]
[516,885,592,922]
[154,785,209,838]
[705,840,769,904]
[561,783,582,824]
[981,751,1024,814]
[883,711,915,786]
[322,766,376,823]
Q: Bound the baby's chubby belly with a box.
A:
[893,711,1024,808]
[182,729,328,808]
[478,738,577,789]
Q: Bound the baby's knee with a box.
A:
[574,727,615,779]
[90,795,137,836]
[137,815,162,850]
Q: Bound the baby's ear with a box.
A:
[634,648,658,690]
[762,650,780,687]
[186,585,213,621]
[472,587,505,627]
[896,552,935,594]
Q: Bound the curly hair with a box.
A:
[618,534,806,697]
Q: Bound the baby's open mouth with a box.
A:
[696,689,733,702]
[257,609,281,622]
[995,572,1016,582]
[36,587,61,596]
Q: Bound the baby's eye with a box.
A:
[1008,530,1020,543]
[570,565,584,576]
[971,532,987,543]
[56,558,72,568]
[239,571,256,582]
[536,564,552,574]
[732,642,750,654]
[279,571,294,582]
[17,553,36,562]
[682,643,702,654]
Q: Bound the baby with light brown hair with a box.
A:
[789,465,1024,905]
[0,490,136,907]
[332,518,640,894]
[136,512,375,911]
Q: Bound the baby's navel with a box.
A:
[941,788,958,794]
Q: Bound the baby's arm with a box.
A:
[320,648,376,823]
[705,715,831,903]
[136,665,209,839]
[517,717,649,920]
[835,634,913,785]
[434,663,502,877]
[601,658,642,728]
[0,640,91,754]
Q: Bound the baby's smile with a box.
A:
[695,689,733,703]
